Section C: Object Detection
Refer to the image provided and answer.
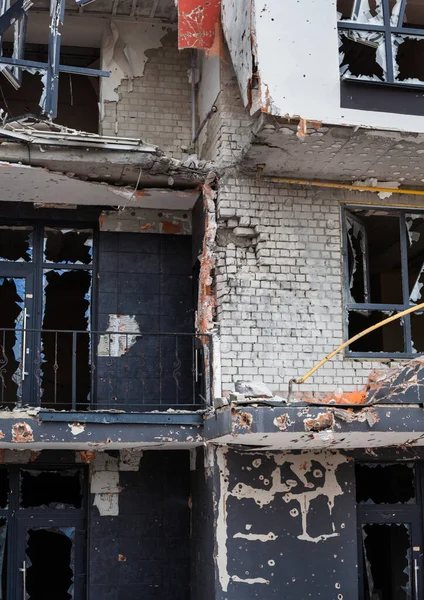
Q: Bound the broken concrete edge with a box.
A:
[0,138,219,188]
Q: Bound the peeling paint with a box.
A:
[77,451,97,464]
[69,422,85,436]
[304,412,335,432]
[12,422,34,443]
[119,449,143,471]
[178,0,221,50]
[98,314,141,357]
[233,531,277,542]
[197,181,217,333]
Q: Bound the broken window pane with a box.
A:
[338,0,383,23]
[346,210,403,304]
[0,469,9,509]
[362,523,412,600]
[403,0,424,28]
[44,228,93,265]
[410,312,424,352]
[26,527,74,600]
[337,0,355,19]
[20,469,83,509]
[339,31,386,81]
[406,214,424,302]
[394,36,424,83]
[0,277,26,407]
[348,310,405,352]
[41,270,91,410]
[0,519,6,600]
[356,463,415,503]
[0,227,32,262]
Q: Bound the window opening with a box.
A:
[0,519,6,600]
[0,226,32,262]
[356,463,415,503]
[337,0,424,87]
[44,228,93,265]
[25,527,74,600]
[361,523,412,599]
[0,277,25,406]
[20,469,82,509]
[0,469,8,509]
[343,207,424,356]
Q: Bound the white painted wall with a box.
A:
[222,0,424,134]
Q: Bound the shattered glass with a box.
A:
[20,469,83,509]
[339,31,386,81]
[44,228,93,265]
[394,35,424,83]
[406,214,424,303]
[362,523,412,600]
[0,227,33,262]
[0,277,26,406]
[26,527,74,600]
[356,463,415,504]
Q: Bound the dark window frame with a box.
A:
[356,460,424,600]
[338,0,424,89]
[341,204,424,358]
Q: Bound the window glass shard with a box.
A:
[356,463,415,503]
[44,228,93,265]
[0,226,33,262]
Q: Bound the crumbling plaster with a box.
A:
[222,0,424,133]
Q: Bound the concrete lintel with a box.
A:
[0,415,203,449]
[205,405,424,450]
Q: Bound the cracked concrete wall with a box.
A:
[101,30,192,159]
[210,446,358,600]
[215,175,424,395]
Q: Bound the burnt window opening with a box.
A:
[20,469,83,509]
[0,227,32,262]
[361,523,412,600]
[338,0,424,88]
[0,43,100,132]
[343,207,424,356]
[356,463,415,504]
[26,528,74,600]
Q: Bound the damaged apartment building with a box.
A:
[3,0,424,599]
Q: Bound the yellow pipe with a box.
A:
[292,302,424,386]
[262,176,424,196]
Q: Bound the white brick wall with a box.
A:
[215,176,414,395]
[101,31,192,160]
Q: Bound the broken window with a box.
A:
[343,207,424,356]
[26,527,74,600]
[356,463,415,503]
[0,227,32,262]
[44,228,93,265]
[0,519,6,600]
[338,0,424,87]
[362,523,413,600]
[20,469,83,509]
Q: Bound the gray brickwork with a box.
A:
[101,31,192,160]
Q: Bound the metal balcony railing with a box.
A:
[0,328,211,412]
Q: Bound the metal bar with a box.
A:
[54,331,58,405]
[72,331,77,410]
[150,0,160,18]
[1,327,208,336]
[347,303,406,310]
[400,213,412,353]
[382,0,394,83]
[39,411,204,424]
[19,560,26,600]
[44,0,63,118]
[0,0,24,36]
[338,21,424,36]
[397,0,407,27]
[0,56,110,76]
[21,308,27,381]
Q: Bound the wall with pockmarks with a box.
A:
[214,447,358,600]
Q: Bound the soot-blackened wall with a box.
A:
[215,448,358,600]
[90,450,191,600]
[96,233,194,409]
